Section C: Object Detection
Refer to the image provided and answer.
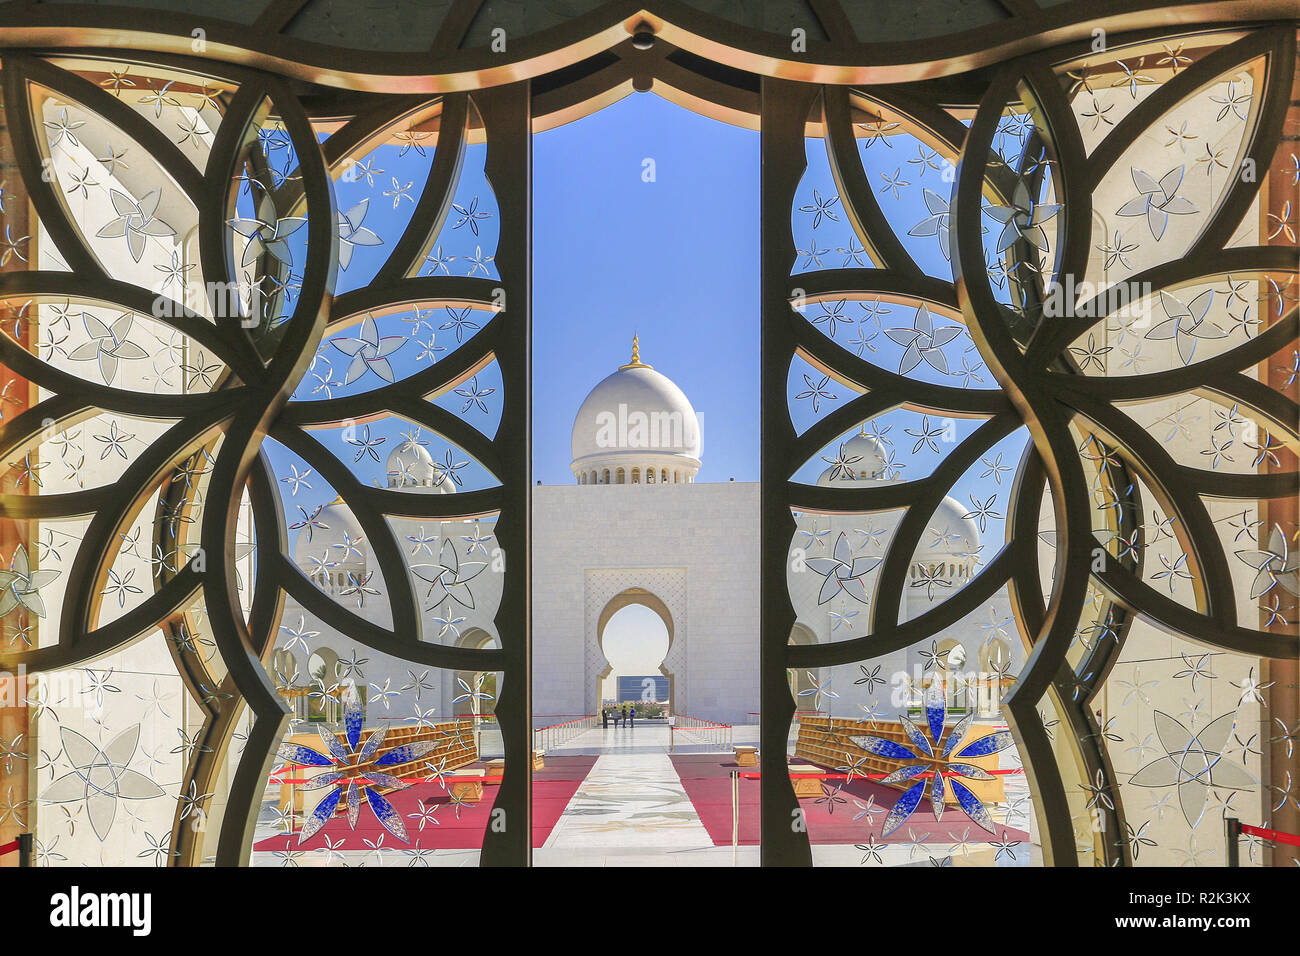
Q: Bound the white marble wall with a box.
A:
[532,482,761,726]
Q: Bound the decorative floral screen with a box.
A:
[0,54,526,866]
[0,11,1295,868]
[769,26,1297,866]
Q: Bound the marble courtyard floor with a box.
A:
[533,724,758,866]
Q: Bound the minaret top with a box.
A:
[619,332,652,370]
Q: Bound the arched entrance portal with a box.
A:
[455,628,498,722]
[595,588,675,716]
[928,637,971,714]
[306,647,341,722]
[786,623,819,710]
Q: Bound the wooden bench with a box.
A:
[734,745,758,767]
[480,751,544,782]
[794,715,1005,804]
[278,719,479,814]
[449,769,486,803]
[789,763,823,798]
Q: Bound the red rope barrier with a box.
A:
[534,715,596,732]
[673,714,731,729]
[1240,823,1300,848]
[269,775,505,785]
[738,768,1025,781]
[0,839,17,856]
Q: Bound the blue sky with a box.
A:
[532,93,760,484]
[269,92,1025,567]
[531,93,1021,553]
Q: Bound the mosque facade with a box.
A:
[275,337,1019,728]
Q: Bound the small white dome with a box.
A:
[386,440,456,493]
[293,498,368,575]
[570,336,702,483]
[816,430,892,485]
[917,496,981,560]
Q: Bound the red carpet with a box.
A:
[254,755,597,853]
[670,754,1031,847]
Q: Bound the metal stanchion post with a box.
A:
[17,832,33,868]
[1225,817,1240,867]
[731,769,740,862]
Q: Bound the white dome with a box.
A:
[917,495,981,560]
[386,440,456,493]
[293,498,368,575]
[816,430,892,485]
[570,336,702,484]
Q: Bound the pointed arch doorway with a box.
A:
[594,588,676,717]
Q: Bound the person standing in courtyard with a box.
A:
[628,705,635,728]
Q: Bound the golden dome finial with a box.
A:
[619,332,652,370]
